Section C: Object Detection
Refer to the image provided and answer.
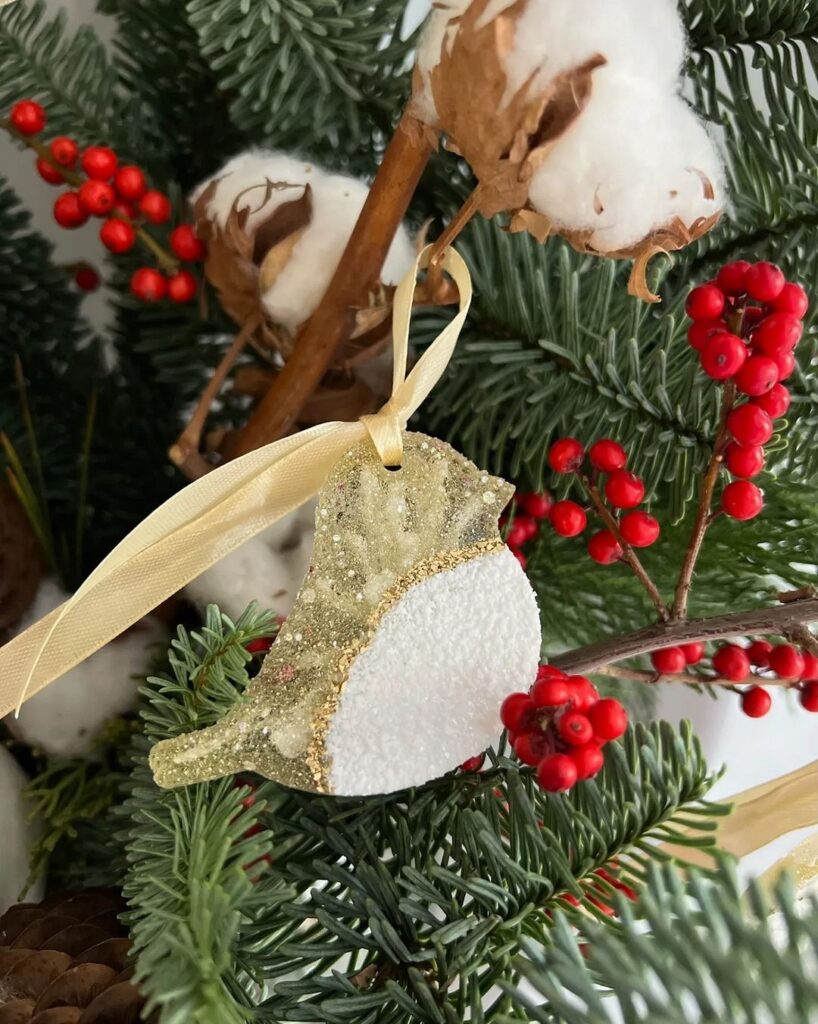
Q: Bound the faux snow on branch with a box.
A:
[413,0,725,300]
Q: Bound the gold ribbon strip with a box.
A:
[662,757,818,868]
[0,246,472,718]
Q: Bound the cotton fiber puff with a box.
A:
[6,580,165,757]
[413,0,724,288]
[0,745,44,913]
[185,503,315,622]
[192,151,415,333]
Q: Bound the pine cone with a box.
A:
[0,482,43,636]
[0,889,149,1024]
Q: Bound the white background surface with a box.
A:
[2,0,815,879]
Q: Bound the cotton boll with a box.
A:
[191,150,324,235]
[0,746,44,913]
[527,77,724,251]
[193,151,415,334]
[505,0,685,98]
[185,504,315,622]
[6,580,166,758]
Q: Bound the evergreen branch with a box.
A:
[552,593,818,676]
[510,860,818,1023]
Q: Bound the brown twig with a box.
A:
[551,596,818,676]
[169,317,261,480]
[428,188,481,268]
[594,664,797,690]
[578,473,670,621]
[671,380,736,620]
[1,118,179,274]
[222,111,438,459]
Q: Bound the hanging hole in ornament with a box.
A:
[384,463,402,473]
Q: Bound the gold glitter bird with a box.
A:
[149,433,541,796]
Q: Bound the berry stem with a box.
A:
[593,664,795,690]
[671,380,736,620]
[578,472,670,621]
[551,592,818,676]
[0,117,179,274]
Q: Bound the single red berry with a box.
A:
[53,191,88,229]
[558,711,594,747]
[10,99,46,134]
[801,651,818,682]
[724,442,765,479]
[114,164,147,201]
[752,312,803,355]
[716,260,751,295]
[618,510,660,548]
[100,217,136,253]
[548,437,585,474]
[49,136,78,167]
[514,731,552,766]
[735,355,778,397]
[770,349,796,382]
[721,480,763,520]
[170,223,206,262]
[516,491,552,519]
[688,319,726,352]
[460,753,486,772]
[745,262,785,303]
[537,754,578,792]
[587,530,622,565]
[604,470,645,509]
[246,637,273,654]
[500,693,536,732]
[565,676,600,713]
[130,267,167,302]
[139,189,172,224]
[748,640,773,667]
[800,681,818,713]
[81,145,118,180]
[550,500,587,537]
[78,179,116,216]
[74,266,99,292]
[686,283,725,320]
[35,156,64,185]
[713,643,751,681]
[111,199,137,221]
[167,269,198,304]
[727,404,773,447]
[743,306,765,330]
[651,647,686,674]
[741,685,772,718]
[752,383,790,420]
[506,515,539,547]
[589,439,627,473]
[569,742,605,781]
[773,282,809,318]
[680,642,705,664]
[588,698,628,742]
[531,677,571,708]
[511,549,527,570]
[769,643,805,679]
[700,332,747,380]
[536,664,568,682]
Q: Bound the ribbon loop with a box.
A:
[0,245,472,719]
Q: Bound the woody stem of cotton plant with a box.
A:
[222,111,438,459]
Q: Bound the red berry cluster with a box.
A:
[687,260,808,522]
[500,666,628,792]
[650,639,818,718]
[8,99,205,303]
[503,490,553,569]
[545,438,658,563]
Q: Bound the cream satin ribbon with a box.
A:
[0,246,472,719]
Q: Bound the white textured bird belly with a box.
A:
[149,432,541,796]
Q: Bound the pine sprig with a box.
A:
[511,861,818,1023]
